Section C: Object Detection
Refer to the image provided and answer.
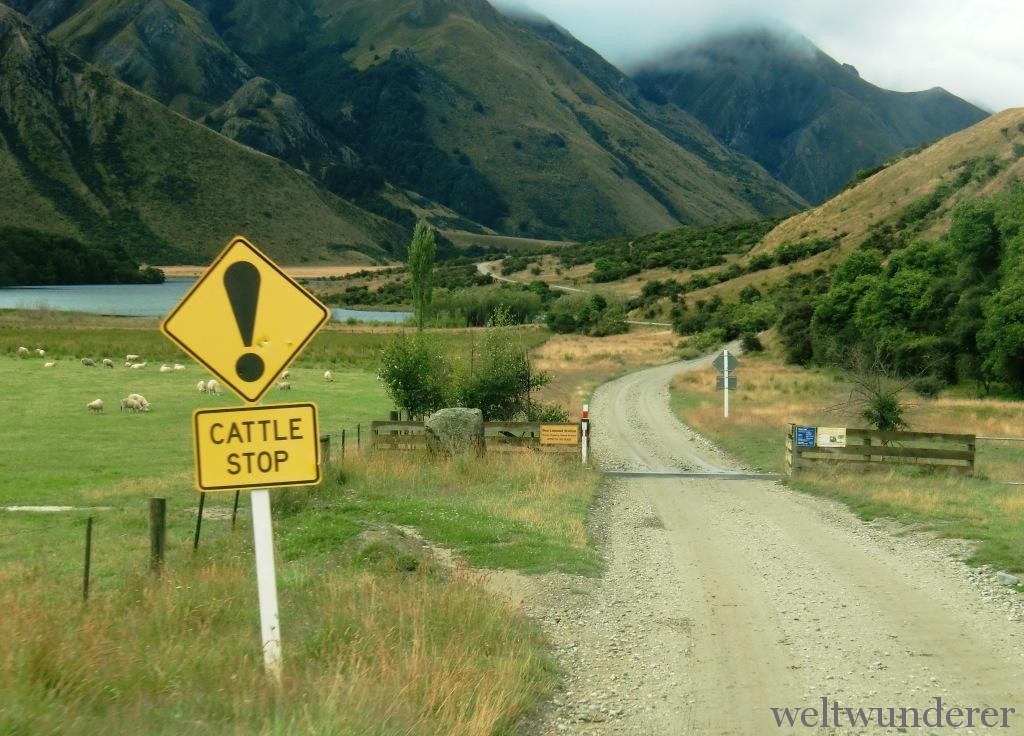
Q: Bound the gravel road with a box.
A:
[523,356,1024,735]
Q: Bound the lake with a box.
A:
[0,280,412,324]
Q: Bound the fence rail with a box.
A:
[785,424,976,475]
[369,421,581,453]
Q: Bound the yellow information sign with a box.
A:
[161,236,330,403]
[540,424,580,446]
[193,403,321,491]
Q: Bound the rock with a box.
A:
[424,408,484,457]
[995,571,1021,586]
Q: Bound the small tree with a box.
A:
[826,347,912,432]
[459,307,550,420]
[378,332,448,420]
[408,222,437,330]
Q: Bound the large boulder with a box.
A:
[425,408,484,457]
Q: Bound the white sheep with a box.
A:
[206,379,221,395]
[120,396,141,413]
[276,380,291,390]
[323,370,334,382]
[130,362,147,369]
[127,393,150,411]
[280,370,290,380]
[17,346,28,356]
[196,380,207,393]
[126,354,140,362]
[81,357,96,367]
[159,364,172,373]
[43,361,55,368]
[86,398,104,413]
[173,363,185,371]
[102,358,114,368]
[36,348,45,357]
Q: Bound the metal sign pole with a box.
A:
[250,488,282,682]
[723,349,730,419]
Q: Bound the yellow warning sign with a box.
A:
[193,403,321,491]
[161,236,330,403]
[540,424,580,445]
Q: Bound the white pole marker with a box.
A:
[581,403,589,465]
[250,489,282,682]
[723,349,730,419]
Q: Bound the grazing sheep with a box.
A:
[102,358,115,368]
[280,370,290,380]
[159,364,172,373]
[120,397,141,412]
[197,380,207,393]
[17,346,28,356]
[127,393,150,411]
[36,348,45,357]
[276,380,291,390]
[126,354,140,362]
[130,362,147,369]
[206,379,221,395]
[81,357,96,367]
[173,363,185,371]
[323,370,334,382]
[43,361,55,368]
[86,398,104,413]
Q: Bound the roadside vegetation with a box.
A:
[0,316,600,734]
[671,335,1024,574]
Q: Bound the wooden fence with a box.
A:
[369,421,581,453]
[785,424,976,476]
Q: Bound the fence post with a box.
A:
[231,491,240,530]
[320,434,331,469]
[150,497,166,573]
[193,492,206,550]
[785,424,794,476]
[357,423,361,449]
[341,428,346,460]
[862,436,873,464]
[967,435,976,477]
[82,516,93,602]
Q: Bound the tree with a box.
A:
[458,307,550,420]
[378,332,448,419]
[408,221,437,329]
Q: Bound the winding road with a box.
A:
[529,355,1024,735]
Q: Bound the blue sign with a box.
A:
[795,426,817,447]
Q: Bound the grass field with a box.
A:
[670,336,1024,574]
[0,316,599,735]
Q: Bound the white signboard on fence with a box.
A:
[816,427,847,448]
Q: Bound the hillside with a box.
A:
[632,29,988,204]
[0,6,404,265]
[11,0,806,241]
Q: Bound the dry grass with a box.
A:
[0,553,551,736]
[532,328,680,408]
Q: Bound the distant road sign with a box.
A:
[795,426,817,448]
[816,427,847,448]
[712,350,741,372]
[715,375,738,391]
[193,403,321,491]
[540,424,580,445]
[162,236,330,403]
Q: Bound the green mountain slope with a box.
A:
[17,0,806,240]
[633,29,989,204]
[0,5,404,264]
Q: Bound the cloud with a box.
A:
[495,0,1024,111]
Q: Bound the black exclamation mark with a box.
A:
[224,261,265,382]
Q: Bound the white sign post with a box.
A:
[581,403,589,465]
[250,489,282,682]
[723,350,730,418]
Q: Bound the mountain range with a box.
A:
[0,0,993,265]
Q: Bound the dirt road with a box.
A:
[526,356,1024,735]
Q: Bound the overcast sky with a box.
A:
[496,0,1024,112]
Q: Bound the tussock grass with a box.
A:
[671,337,1024,573]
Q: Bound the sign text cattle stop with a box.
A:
[193,403,321,491]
